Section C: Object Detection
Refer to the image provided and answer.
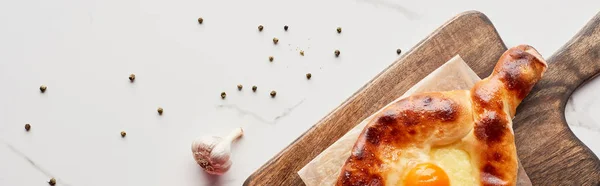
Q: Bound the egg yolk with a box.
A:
[404,163,450,186]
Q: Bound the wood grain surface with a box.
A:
[245,11,600,185]
[513,12,600,185]
[245,11,506,185]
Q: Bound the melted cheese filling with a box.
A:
[431,146,477,185]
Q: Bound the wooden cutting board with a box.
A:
[245,11,600,185]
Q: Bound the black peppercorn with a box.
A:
[40,85,47,93]
[252,86,257,92]
[157,107,163,115]
[258,25,263,31]
[270,90,276,97]
[237,84,243,90]
[284,25,288,31]
[269,56,274,62]
[197,17,203,24]
[396,48,402,55]
[337,27,342,33]
[129,74,135,82]
[221,92,226,99]
[334,50,340,57]
[306,73,312,79]
[25,124,31,131]
[121,131,126,137]
[48,178,56,186]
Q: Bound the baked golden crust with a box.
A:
[337,45,547,186]
[338,91,473,186]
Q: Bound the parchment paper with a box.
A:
[297,55,531,185]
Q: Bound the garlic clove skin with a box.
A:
[191,127,243,175]
[191,136,221,170]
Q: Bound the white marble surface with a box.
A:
[0,0,599,185]
[566,77,600,157]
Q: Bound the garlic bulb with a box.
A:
[191,127,243,175]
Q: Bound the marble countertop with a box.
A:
[1,0,598,185]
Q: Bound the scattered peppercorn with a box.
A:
[221,92,227,99]
[48,178,56,186]
[270,90,277,97]
[337,27,342,33]
[284,25,288,31]
[306,73,312,79]
[269,56,274,62]
[252,86,257,92]
[121,131,126,137]
[25,124,31,131]
[157,107,163,115]
[300,50,304,56]
[273,37,279,44]
[237,84,243,90]
[258,25,264,31]
[197,17,203,24]
[40,85,47,93]
[396,48,402,55]
[129,74,135,82]
[334,50,340,57]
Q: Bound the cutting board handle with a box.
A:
[514,12,600,185]
[547,12,600,92]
